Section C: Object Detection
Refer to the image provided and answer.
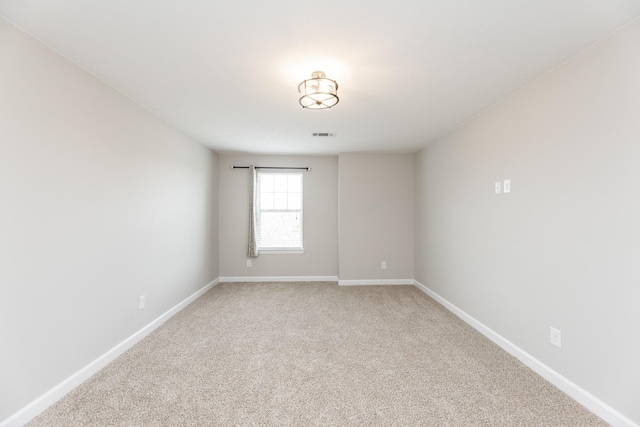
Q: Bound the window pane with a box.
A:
[274,175,288,192]
[260,174,274,192]
[288,175,302,192]
[288,193,301,210]
[274,192,287,209]
[257,211,302,248]
[260,192,274,210]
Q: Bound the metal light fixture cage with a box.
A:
[298,71,339,109]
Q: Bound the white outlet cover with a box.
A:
[550,327,562,348]
[495,182,501,194]
[138,295,146,310]
[246,259,252,267]
[381,261,387,269]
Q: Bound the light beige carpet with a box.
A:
[29,282,607,426]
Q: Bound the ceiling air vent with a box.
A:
[312,132,336,137]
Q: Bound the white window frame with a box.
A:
[256,170,304,254]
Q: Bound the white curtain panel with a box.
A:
[247,165,259,258]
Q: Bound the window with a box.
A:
[256,172,303,251]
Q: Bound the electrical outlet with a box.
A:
[246,259,252,267]
[503,179,511,193]
[495,181,501,194]
[550,327,561,348]
[138,295,146,311]
[381,261,387,269]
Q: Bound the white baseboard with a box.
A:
[413,280,638,427]
[1,278,221,427]
[220,276,338,283]
[338,279,414,286]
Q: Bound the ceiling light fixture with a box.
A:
[298,71,339,109]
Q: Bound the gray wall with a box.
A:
[414,19,640,424]
[339,153,414,281]
[219,154,338,278]
[0,18,219,421]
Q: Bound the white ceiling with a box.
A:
[2,1,640,155]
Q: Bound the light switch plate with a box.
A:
[503,179,511,193]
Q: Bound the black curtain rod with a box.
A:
[231,166,310,171]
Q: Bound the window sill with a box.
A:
[258,248,304,255]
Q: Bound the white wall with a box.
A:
[0,18,219,422]
[219,154,338,279]
[339,153,414,282]
[414,19,640,425]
